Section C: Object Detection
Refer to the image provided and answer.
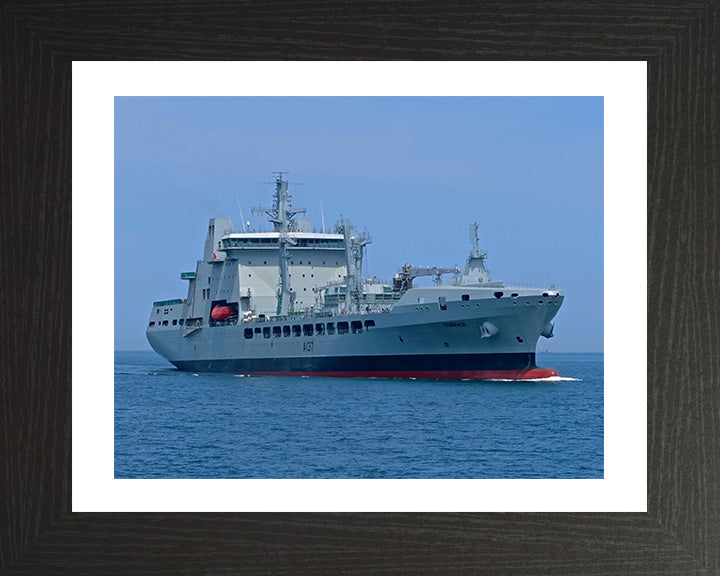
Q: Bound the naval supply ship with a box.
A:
[146,173,563,380]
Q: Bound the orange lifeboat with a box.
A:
[211,305,236,321]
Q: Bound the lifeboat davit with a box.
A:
[211,305,236,321]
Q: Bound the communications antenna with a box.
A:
[236,194,247,232]
[320,198,326,233]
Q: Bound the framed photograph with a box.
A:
[81,63,635,513]
[3,2,717,574]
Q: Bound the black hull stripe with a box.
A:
[172,352,537,374]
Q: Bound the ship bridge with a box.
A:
[220,232,345,251]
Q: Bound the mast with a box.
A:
[252,173,306,315]
[453,221,491,285]
[338,217,371,313]
[470,222,481,258]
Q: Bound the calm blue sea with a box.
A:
[115,351,603,479]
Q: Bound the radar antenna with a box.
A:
[252,172,306,232]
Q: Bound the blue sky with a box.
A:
[115,96,603,352]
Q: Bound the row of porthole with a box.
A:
[150,317,202,328]
[454,300,558,309]
[418,303,484,311]
[504,292,560,300]
[244,319,376,339]
[149,320,175,327]
[421,297,559,311]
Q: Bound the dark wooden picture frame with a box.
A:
[2,2,718,574]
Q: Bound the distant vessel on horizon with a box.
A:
[146,173,564,380]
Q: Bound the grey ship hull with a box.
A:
[147,286,563,380]
[146,174,564,380]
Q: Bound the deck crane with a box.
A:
[392,264,460,291]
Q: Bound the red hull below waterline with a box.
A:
[215,368,558,380]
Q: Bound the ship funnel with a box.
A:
[204,217,233,262]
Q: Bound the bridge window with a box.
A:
[438,296,447,311]
[315,323,325,335]
[172,319,177,325]
[461,294,470,301]
[272,326,281,338]
[326,322,335,335]
[364,320,375,329]
[254,327,261,334]
[337,321,349,334]
[292,325,301,337]
[244,328,253,339]
[179,319,184,325]
[283,325,291,337]
[303,324,314,336]
[263,327,271,338]
[148,322,155,327]
[351,321,363,334]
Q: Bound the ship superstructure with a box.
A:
[147,174,564,379]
